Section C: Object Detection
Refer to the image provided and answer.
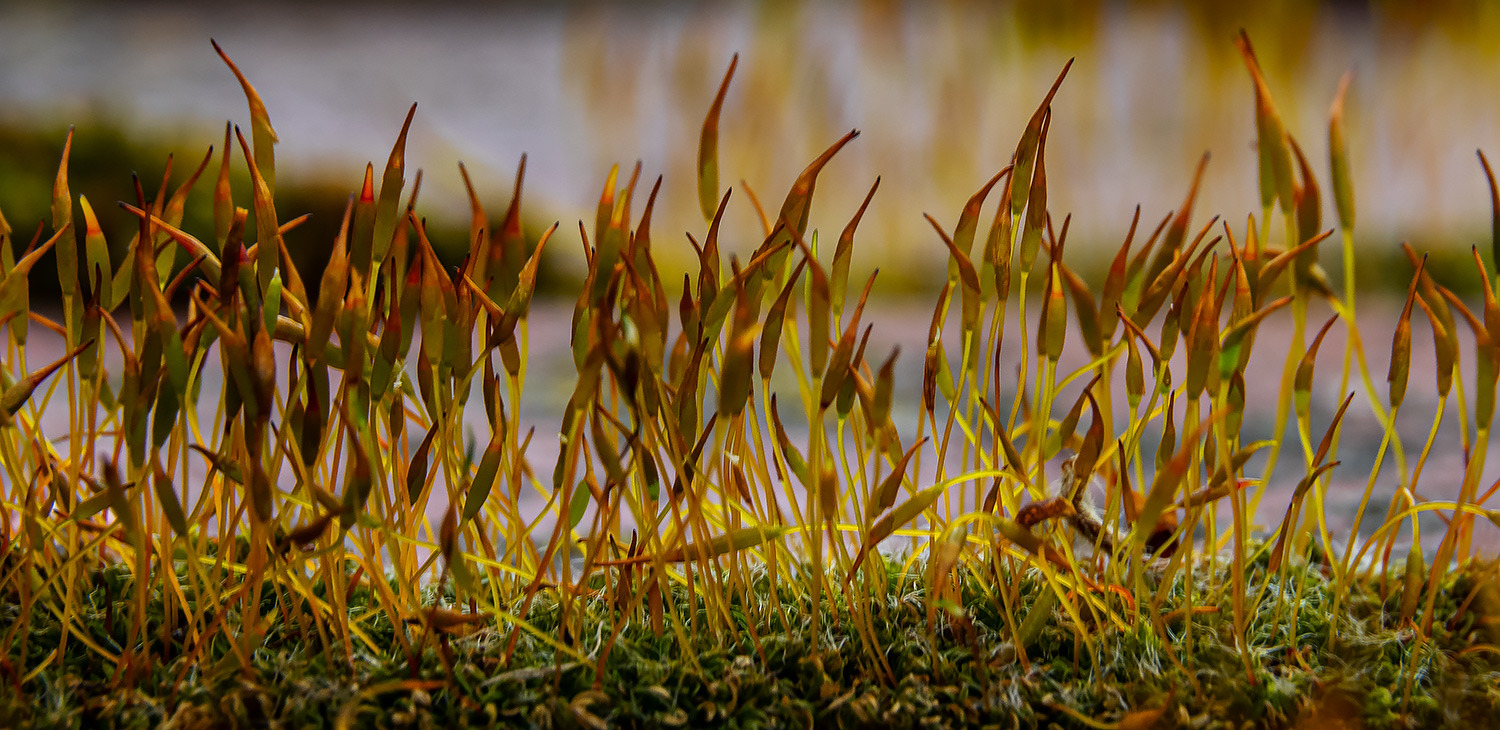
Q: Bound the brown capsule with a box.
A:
[279,511,335,554]
[370,103,418,272]
[1009,59,1073,218]
[929,214,981,338]
[1018,111,1051,274]
[1389,258,1425,410]
[1480,151,1500,277]
[759,258,808,381]
[717,281,757,419]
[1238,32,1296,214]
[1039,258,1068,363]
[1098,206,1141,342]
[697,54,738,223]
[0,339,93,422]
[489,155,528,305]
[1145,152,1209,286]
[1329,72,1355,232]
[832,177,880,320]
[871,348,899,430]
[954,169,1007,262]
[1289,138,1322,284]
[872,437,928,515]
[52,127,77,301]
[777,129,860,245]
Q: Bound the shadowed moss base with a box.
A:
[2,551,1498,729]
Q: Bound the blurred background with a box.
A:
[4,0,1500,293]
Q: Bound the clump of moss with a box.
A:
[2,551,1497,728]
[3,32,1500,730]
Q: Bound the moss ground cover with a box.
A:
[3,554,1497,728]
[2,33,1500,728]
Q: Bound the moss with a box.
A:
[3,553,1498,728]
[3,27,1500,730]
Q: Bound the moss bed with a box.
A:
[3,546,1497,729]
